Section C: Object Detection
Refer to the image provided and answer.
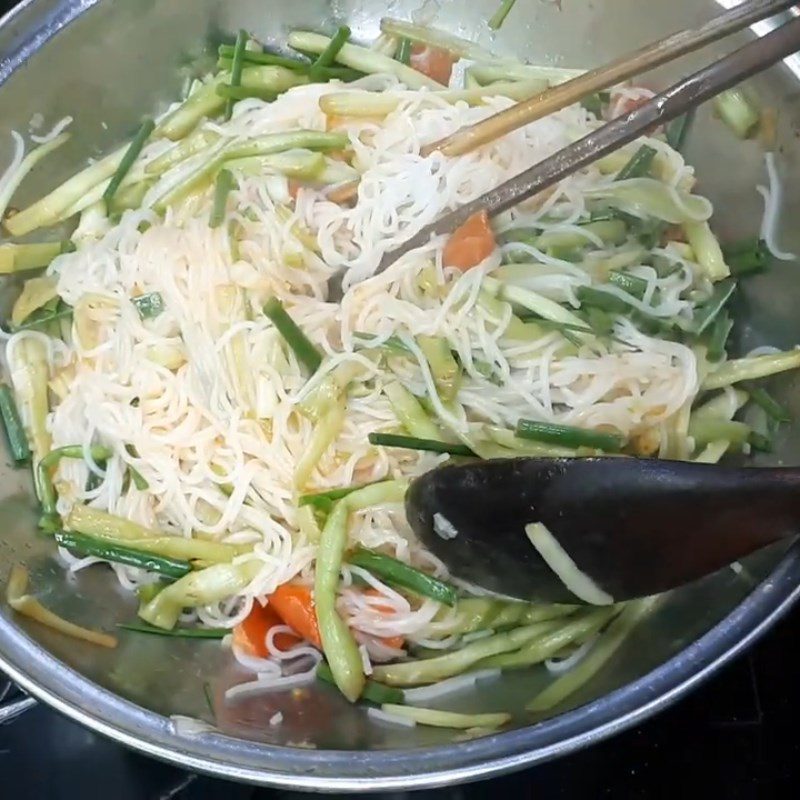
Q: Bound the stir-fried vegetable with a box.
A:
[615,145,657,181]
[527,598,658,712]
[368,432,476,457]
[118,622,228,638]
[714,88,760,139]
[443,211,496,270]
[0,384,31,465]
[7,564,117,648]
[263,297,323,374]
[515,419,624,452]
[317,662,403,704]
[288,31,442,89]
[703,350,800,391]
[381,704,511,729]
[66,505,246,562]
[0,241,66,274]
[315,501,364,701]
[131,291,165,320]
[209,168,235,227]
[103,118,154,208]
[55,531,193,579]
[488,0,518,31]
[348,548,458,606]
[372,621,559,686]
[268,582,322,647]
[139,560,262,629]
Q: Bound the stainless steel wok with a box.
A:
[1,0,800,791]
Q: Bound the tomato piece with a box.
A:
[442,210,497,271]
[362,588,405,650]
[409,44,455,85]
[268,583,322,648]
[233,602,299,658]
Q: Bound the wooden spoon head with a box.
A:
[405,458,796,604]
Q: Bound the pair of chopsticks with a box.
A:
[330,0,800,274]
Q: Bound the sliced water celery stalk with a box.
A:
[372,622,558,686]
[0,242,65,274]
[381,704,511,729]
[0,384,30,465]
[379,18,497,60]
[0,132,71,220]
[368,432,476,457]
[688,417,750,447]
[476,292,547,343]
[309,26,351,82]
[748,387,791,423]
[103,118,154,207]
[477,608,617,669]
[348,548,458,606]
[468,60,584,86]
[615,145,657,181]
[317,662,403,704]
[157,66,309,140]
[666,109,696,152]
[691,389,749,425]
[209,169,234,228]
[417,336,460,403]
[55,531,192,579]
[396,37,412,65]
[37,445,114,518]
[488,0,518,30]
[315,501,365,701]
[482,276,587,330]
[723,237,770,277]
[9,337,51,494]
[118,622,228,638]
[138,560,262,629]
[294,394,346,489]
[430,598,577,638]
[484,425,579,457]
[527,598,658,712]
[5,144,127,237]
[683,221,730,282]
[692,279,736,335]
[703,350,800,391]
[515,419,624,452]
[714,88,760,139]
[223,29,248,120]
[65,505,245,562]
[145,129,221,175]
[382,381,441,439]
[288,31,442,89]
[157,131,347,209]
[7,564,117,648]
[263,297,323,374]
[218,43,311,71]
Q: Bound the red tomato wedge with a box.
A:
[443,210,497,270]
[268,583,322,648]
[409,44,455,85]
[232,603,300,658]
[362,588,405,650]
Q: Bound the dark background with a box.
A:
[0,0,799,797]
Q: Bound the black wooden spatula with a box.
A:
[404,458,800,604]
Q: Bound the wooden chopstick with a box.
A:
[374,14,800,274]
[420,0,795,158]
[325,0,793,205]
